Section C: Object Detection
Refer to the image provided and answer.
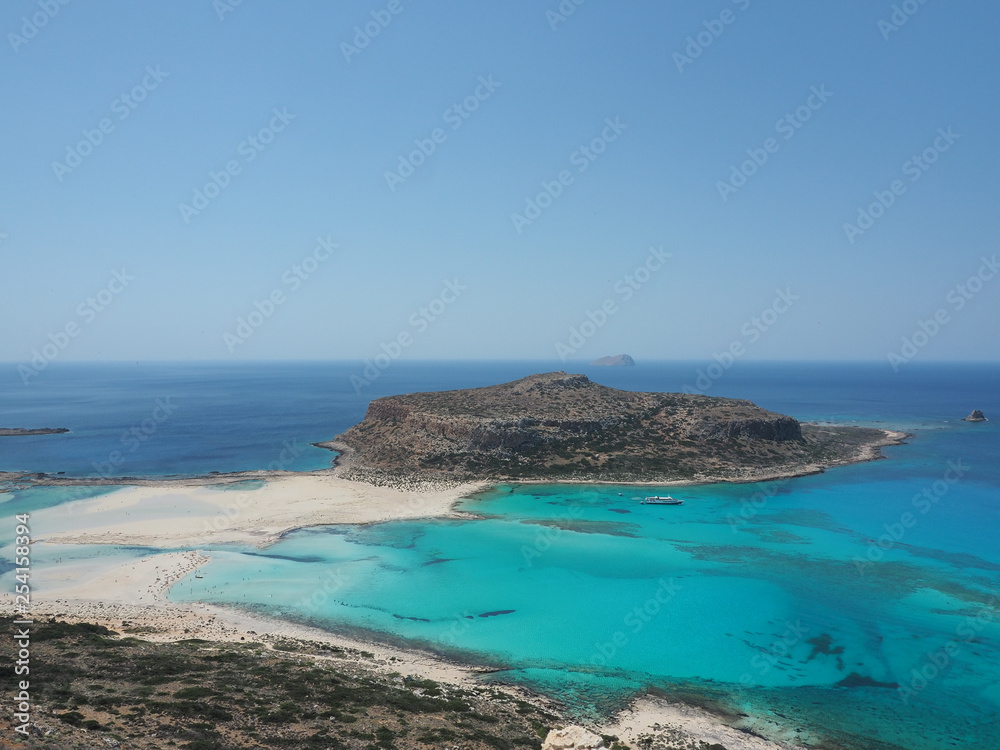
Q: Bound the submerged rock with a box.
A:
[963,409,987,422]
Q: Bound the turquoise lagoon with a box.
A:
[2,362,999,749]
[169,418,999,750]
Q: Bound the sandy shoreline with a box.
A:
[10,549,805,750]
[19,427,908,550]
[4,433,907,749]
[599,697,808,750]
[30,474,489,548]
[19,549,492,688]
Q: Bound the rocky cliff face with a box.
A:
[324,372,893,484]
[684,415,803,442]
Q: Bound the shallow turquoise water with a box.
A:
[3,363,998,749]
[163,424,1000,749]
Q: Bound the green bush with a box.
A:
[57,711,84,726]
[173,686,217,700]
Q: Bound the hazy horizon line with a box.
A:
[3,358,999,366]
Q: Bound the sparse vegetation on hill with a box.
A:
[4,617,558,750]
[323,372,902,484]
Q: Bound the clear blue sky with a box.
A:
[2,0,998,365]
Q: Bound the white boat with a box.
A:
[641,495,683,505]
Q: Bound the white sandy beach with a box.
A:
[32,548,210,604]
[32,474,487,548]
[29,426,907,551]
[7,470,821,749]
[599,697,808,750]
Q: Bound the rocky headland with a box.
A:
[0,426,69,436]
[323,372,905,485]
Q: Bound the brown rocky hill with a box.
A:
[325,372,903,484]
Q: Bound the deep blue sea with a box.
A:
[2,361,998,750]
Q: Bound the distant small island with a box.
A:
[0,427,69,437]
[963,410,988,422]
[324,372,906,485]
[590,354,635,366]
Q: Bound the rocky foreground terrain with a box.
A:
[1,617,564,750]
[325,372,903,485]
[2,617,746,750]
